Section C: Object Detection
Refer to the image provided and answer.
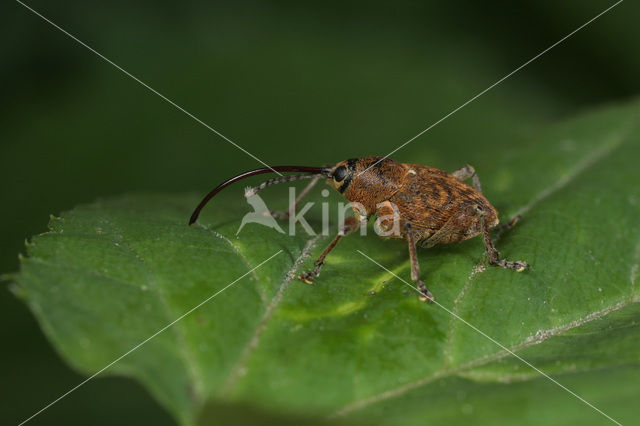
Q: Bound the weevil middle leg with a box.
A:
[405,223,435,302]
[299,216,363,284]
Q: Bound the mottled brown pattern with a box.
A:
[328,156,498,246]
[320,156,525,301]
[333,156,406,213]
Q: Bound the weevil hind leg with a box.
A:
[452,164,482,193]
[417,215,460,248]
[298,216,363,284]
[406,223,435,303]
[478,208,529,272]
[490,215,520,234]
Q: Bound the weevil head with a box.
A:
[327,156,406,213]
[327,159,355,193]
[189,159,407,225]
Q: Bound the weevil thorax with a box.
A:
[327,156,406,213]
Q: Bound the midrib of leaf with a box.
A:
[443,263,486,365]
[332,116,639,418]
[100,217,207,404]
[630,239,640,296]
[218,234,324,396]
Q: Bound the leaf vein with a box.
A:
[330,295,638,418]
[513,122,634,218]
[444,121,636,367]
[194,223,266,305]
[100,218,207,403]
[219,234,323,396]
[443,261,486,366]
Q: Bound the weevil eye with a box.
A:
[332,165,347,182]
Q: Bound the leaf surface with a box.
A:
[15,100,640,425]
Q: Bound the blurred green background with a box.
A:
[2,0,638,424]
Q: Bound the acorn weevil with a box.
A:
[189,156,529,302]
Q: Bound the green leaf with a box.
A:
[14,99,640,425]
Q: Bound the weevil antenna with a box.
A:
[244,173,319,198]
[189,166,332,225]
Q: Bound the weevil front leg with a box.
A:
[269,174,322,220]
[452,164,482,193]
[477,207,529,272]
[298,216,363,284]
[405,223,435,303]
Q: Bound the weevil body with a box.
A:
[190,156,529,302]
[328,157,498,245]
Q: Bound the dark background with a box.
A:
[2,0,638,424]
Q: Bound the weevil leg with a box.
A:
[452,164,482,193]
[418,215,460,248]
[490,215,520,234]
[298,216,362,284]
[406,223,435,303]
[479,208,529,272]
[374,200,401,237]
[269,174,322,220]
